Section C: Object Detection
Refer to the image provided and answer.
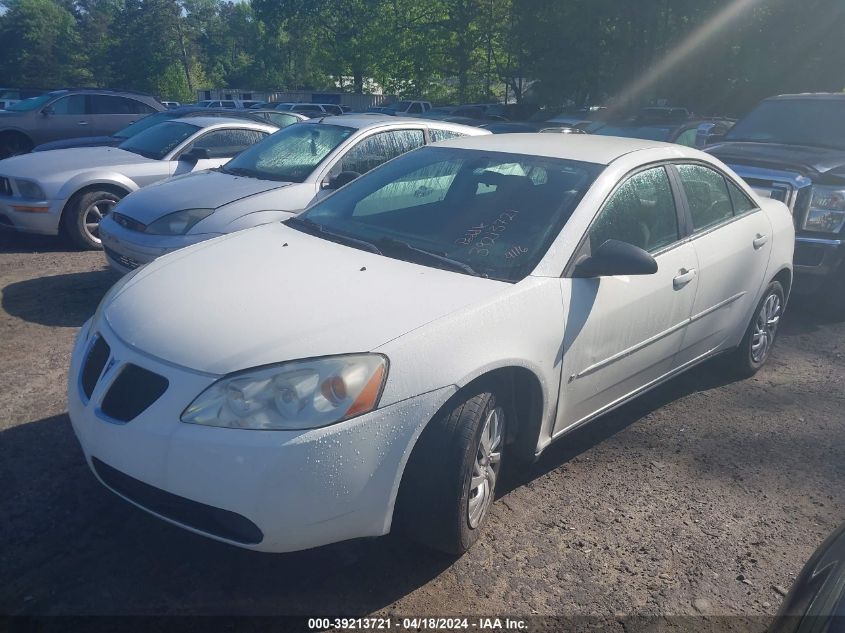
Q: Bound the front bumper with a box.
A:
[0,196,64,235]
[67,318,452,552]
[99,217,222,274]
[792,236,844,293]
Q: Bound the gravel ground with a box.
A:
[1,230,843,630]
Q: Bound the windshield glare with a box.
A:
[6,93,57,112]
[725,99,845,150]
[118,121,199,160]
[298,146,602,282]
[222,123,354,182]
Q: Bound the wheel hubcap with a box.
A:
[751,292,781,364]
[467,406,503,529]
[83,199,116,244]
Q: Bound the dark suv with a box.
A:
[706,93,845,316]
[0,89,165,158]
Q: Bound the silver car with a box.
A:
[99,115,488,273]
[0,117,276,249]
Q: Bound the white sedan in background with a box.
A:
[68,135,793,555]
[97,116,487,273]
[0,117,276,249]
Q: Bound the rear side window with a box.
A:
[335,129,425,176]
[430,128,466,143]
[677,164,733,231]
[589,166,679,253]
[727,179,757,214]
[191,129,268,157]
[91,95,155,115]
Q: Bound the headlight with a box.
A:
[89,265,145,339]
[14,179,45,200]
[145,208,213,235]
[181,354,388,430]
[803,186,845,233]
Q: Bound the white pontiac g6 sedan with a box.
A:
[68,134,794,555]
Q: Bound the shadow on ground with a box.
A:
[0,230,69,254]
[2,269,117,327]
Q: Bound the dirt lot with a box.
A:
[1,230,844,629]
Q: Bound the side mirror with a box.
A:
[323,170,361,190]
[41,107,54,117]
[571,239,658,278]
[181,147,211,162]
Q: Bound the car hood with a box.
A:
[34,136,120,152]
[103,222,507,375]
[116,170,292,224]
[0,146,154,178]
[707,141,845,183]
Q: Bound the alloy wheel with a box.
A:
[751,292,781,364]
[467,406,503,529]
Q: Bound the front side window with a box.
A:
[119,121,199,160]
[299,146,602,282]
[589,166,679,253]
[334,129,425,176]
[677,163,733,231]
[221,123,355,182]
[727,180,757,214]
[50,95,86,115]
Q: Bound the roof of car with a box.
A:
[303,114,487,133]
[434,133,679,164]
[168,116,274,130]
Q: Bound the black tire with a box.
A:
[61,189,122,250]
[395,388,505,555]
[0,132,33,159]
[726,280,785,378]
[814,270,845,321]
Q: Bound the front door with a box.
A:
[554,165,699,436]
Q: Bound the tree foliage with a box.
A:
[0,0,843,113]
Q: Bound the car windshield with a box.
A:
[220,123,354,182]
[113,112,174,139]
[6,93,57,112]
[725,98,845,150]
[118,121,199,160]
[295,146,602,282]
[385,101,411,111]
[591,124,673,141]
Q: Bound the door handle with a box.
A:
[78,121,88,125]
[753,234,768,249]
[673,268,697,289]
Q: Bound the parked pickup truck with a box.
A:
[706,93,845,317]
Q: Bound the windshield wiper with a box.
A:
[376,237,479,276]
[285,216,383,254]
[221,166,258,178]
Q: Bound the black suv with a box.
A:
[0,88,165,158]
[706,93,845,316]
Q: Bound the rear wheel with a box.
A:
[62,189,122,250]
[0,132,33,159]
[726,281,784,378]
[396,388,504,555]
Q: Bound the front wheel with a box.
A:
[62,189,122,250]
[396,389,505,555]
[727,281,784,378]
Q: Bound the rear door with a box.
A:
[554,165,699,436]
[89,94,157,136]
[672,162,772,364]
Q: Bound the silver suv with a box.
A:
[0,89,165,159]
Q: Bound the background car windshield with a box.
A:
[118,121,198,159]
[725,98,845,150]
[5,93,55,112]
[591,124,673,141]
[301,146,602,282]
[114,112,174,139]
[222,123,354,182]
